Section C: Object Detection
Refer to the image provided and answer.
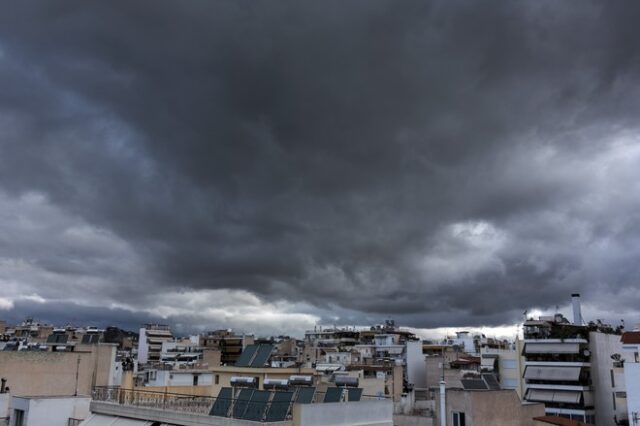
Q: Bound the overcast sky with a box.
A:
[1,1,639,337]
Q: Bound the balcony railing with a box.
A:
[92,386,387,422]
[92,386,215,414]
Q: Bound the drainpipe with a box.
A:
[439,380,446,426]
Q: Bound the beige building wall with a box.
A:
[443,389,544,426]
[0,344,116,397]
[0,344,116,396]
[200,349,222,368]
[425,357,462,390]
[481,346,524,399]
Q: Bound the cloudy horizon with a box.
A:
[1,1,640,337]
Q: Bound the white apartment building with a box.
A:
[522,294,629,425]
[621,330,640,426]
[521,297,595,423]
[137,324,173,364]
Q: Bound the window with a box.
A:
[453,412,466,426]
[612,392,616,411]
[14,409,25,426]
[215,374,219,385]
[610,369,615,388]
[193,375,199,386]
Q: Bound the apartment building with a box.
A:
[200,329,254,365]
[440,388,545,426]
[481,346,524,397]
[137,324,173,365]
[522,294,627,424]
[621,330,640,425]
[522,307,594,422]
[0,343,117,397]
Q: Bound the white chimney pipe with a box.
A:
[440,380,447,426]
[572,293,583,325]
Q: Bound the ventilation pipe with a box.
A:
[572,293,583,325]
[439,380,446,426]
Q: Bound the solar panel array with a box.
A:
[242,390,271,421]
[235,344,259,367]
[482,374,501,390]
[210,384,366,421]
[2,342,18,351]
[81,334,101,344]
[323,387,343,403]
[295,386,315,404]
[234,344,274,368]
[210,387,295,422]
[461,378,489,390]
[347,388,363,402]
[251,344,273,367]
[265,391,293,422]
[232,389,254,418]
[46,333,68,344]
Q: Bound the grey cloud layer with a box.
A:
[1,1,640,331]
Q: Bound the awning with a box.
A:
[524,343,580,354]
[526,389,582,404]
[526,389,555,402]
[524,365,581,381]
[315,364,343,372]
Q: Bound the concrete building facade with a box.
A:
[8,396,90,426]
[0,344,116,397]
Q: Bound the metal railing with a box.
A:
[92,386,215,414]
[92,386,388,421]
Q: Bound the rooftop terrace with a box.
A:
[90,386,392,426]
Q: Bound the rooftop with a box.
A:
[90,386,392,425]
[621,331,640,344]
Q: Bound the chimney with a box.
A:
[571,293,583,325]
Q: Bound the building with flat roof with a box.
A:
[8,395,90,426]
[620,330,640,426]
[86,384,393,425]
[0,343,117,397]
[439,388,545,426]
[521,294,626,424]
[138,324,173,365]
[200,330,254,366]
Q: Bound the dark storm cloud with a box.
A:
[1,0,640,331]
